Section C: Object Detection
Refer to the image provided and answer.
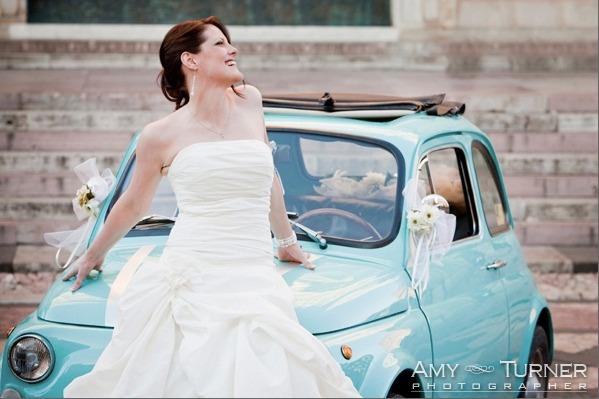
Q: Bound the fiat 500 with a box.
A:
[1,93,553,398]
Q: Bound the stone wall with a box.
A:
[398,0,597,38]
[0,0,25,23]
[0,0,596,72]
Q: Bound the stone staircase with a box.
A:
[0,65,597,394]
[1,68,597,275]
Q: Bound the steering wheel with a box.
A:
[296,208,383,241]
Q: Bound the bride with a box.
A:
[61,16,362,398]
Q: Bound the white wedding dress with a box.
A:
[63,139,362,398]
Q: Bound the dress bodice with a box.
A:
[162,139,275,267]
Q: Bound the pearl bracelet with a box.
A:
[275,232,297,248]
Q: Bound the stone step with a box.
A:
[0,271,56,304]
[1,171,107,197]
[499,153,598,176]
[554,246,599,273]
[488,132,599,153]
[0,150,124,173]
[1,109,597,134]
[0,70,596,112]
[469,111,598,133]
[510,198,597,222]
[505,175,598,198]
[524,246,576,274]
[1,91,594,114]
[522,245,599,276]
[0,130,134,151]
[0,110,160,132]
[516,221,598,246]
[1,39,596,73]
[0,218,81,246]
[550,303,599,333]
[2,150,596,176]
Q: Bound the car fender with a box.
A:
[513,294,553,382]
[319,301,434,398]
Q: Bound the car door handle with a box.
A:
[486,259,507,270]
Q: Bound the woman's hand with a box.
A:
[275,243,316,270]
[62,251,106,291]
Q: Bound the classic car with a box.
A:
[1,92,553,398]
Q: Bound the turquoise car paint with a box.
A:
[1,295,430,398]
[413,134,511,397]
[1,111,553,398]
[37,239,412,335]
[1,313,113,398]
[319,300,434,398]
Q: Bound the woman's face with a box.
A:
[194,24,243,85]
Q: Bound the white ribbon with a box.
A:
[43,158,116,270]
[269,139,285,195]
[402,178,456,297]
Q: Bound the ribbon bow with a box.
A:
[43,158,116,269]
[402,178,456,297]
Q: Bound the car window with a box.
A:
[106,156,178,227]
[108,131,404,247]
[472,142,509,235]
[418,147,477,241]
[271,131,402,246]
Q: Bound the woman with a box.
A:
[61,16,362,398]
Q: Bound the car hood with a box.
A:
[38,240,410,334]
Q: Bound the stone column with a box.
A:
[0,0,26,23]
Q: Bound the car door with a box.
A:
[470,139,533,389]
[412,139,510,397]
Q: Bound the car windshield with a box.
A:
[108,131,403,246]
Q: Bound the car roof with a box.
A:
[264,110,485,147]
[262,91,482,147]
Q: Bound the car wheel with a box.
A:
[518,325,550,398]
[386,393,404,398]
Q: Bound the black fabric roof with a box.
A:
[262,92,465,116]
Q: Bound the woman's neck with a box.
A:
[184,82,232,126]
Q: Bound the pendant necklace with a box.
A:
[191,100,230,140]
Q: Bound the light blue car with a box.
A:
[1,93,553,398]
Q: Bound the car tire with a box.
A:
[518,325,550,398]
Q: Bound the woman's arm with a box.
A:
[64,124,166,290]
[247,84,315,270]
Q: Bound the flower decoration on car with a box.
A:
[402,178,456,298]
[75,183,101,218]
[43,158,116,269]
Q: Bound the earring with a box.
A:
[190,71,196,97]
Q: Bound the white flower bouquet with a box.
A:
[75,183,101,218]
[44,158,116,269]
[403,179,456,297]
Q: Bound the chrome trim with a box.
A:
[415,143,480,241]
[486,260,507,270]
[8,334,55,383]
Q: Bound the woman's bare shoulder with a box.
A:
[231,83,263,106]
[137,116,172,154]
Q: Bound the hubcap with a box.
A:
[524,347,547,398]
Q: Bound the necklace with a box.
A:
[190,100,231,139]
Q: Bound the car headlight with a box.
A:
[8,335,54,383]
